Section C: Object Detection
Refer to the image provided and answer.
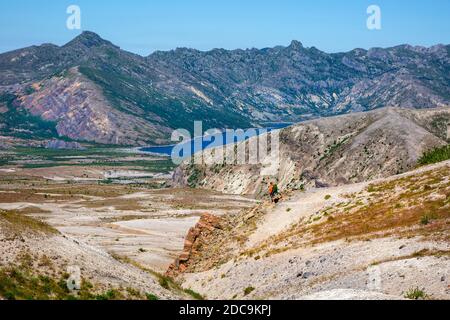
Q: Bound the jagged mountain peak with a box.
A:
[288,40,304,50]
[63,31,116,49]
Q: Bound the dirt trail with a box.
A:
[246,182,367,247]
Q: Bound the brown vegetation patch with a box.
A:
[0,210,58,238]
[370,249,450,266]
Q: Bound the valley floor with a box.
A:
[0,150,256,299]
[0,148,448,300]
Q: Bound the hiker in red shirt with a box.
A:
[268,182,275,202]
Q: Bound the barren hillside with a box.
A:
[171,161,450,300]
[177,107,450,196]
[0,209,180,300]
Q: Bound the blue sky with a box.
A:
[1,0,449,55]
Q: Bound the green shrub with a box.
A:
[184,289,204,300]
[158,276,170,290]
[188,167,202,188]
[146,293,159,300]
[404,287,428,300]
[95,289,122,300]
[418,145,450,166]
[420,215,430,225]
[244,286,255,296]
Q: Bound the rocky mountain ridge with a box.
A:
[0,31,449,145]
[176,107,450,196]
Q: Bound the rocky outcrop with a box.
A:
[16,68,171,146]
[167,203,267,278]
[45,139,85,150]
[167,213,223,277]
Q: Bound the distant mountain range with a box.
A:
[0,31,449,146]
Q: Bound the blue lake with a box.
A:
[140,124,292,156]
